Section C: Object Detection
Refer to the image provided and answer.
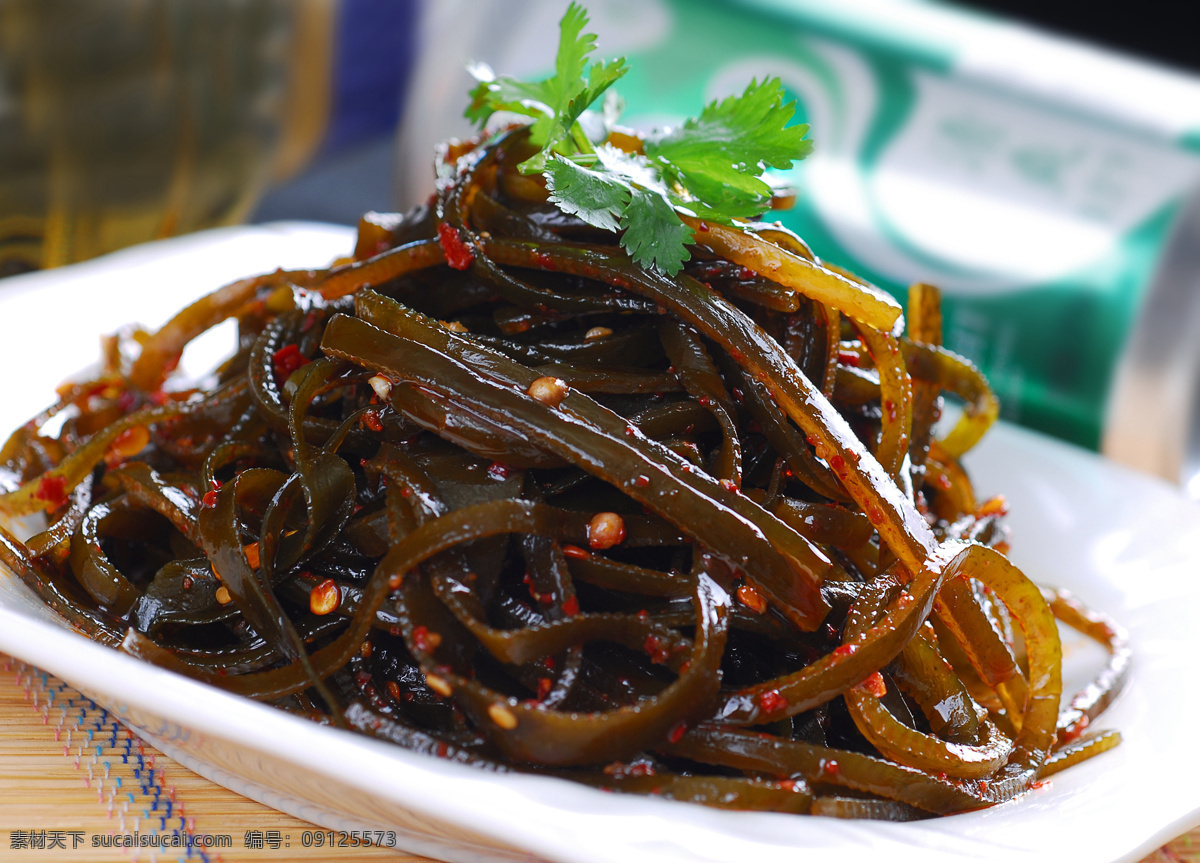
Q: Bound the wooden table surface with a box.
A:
[1,653,1196,863]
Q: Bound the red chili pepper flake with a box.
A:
[411,625,443,651]
[487,461,514,481]
[201,490,219,508]
[736,583,768,614]
[644,635,671,664]
[533,251,557,271]
[631,474,650,488]
[603,760,656,779]
[561,596,580,617]
[667,722,688,744]
[1061,714,1090,743]
[437,223,475,270]
[271,343,309,385]
[979,780,990,793]
[866,505,885,525]
[361,409,384,433]
[719,478,739,493]
[33,475,68,509]
[757,689,787,714]
[738,266,755,280]
[832,643,859,659]
[181,576,194,590]
[822,758,840,776]
[561,544,590,560]
[697,221,709,232]
[856,671,887,698]
[1030,779,1050,790]
[436,742,449,759]
[837,350,861,367]
[636,609,649,621]
[829,454,846,471]
[300,311,318,333]
[624,425,637,436]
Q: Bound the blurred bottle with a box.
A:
[0,0,416,277]
[0,0,288,275]
[401,0,1200,489]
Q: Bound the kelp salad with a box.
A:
[0,4,1127,820]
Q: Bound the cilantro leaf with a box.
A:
[464,7,811,276]
[544,155,628,233]
[648,78,812,172]
[547,2,597,110]
[557,145,695,275]
[466,2,626,158]
[647,78,812,219]
[621,188,694,277]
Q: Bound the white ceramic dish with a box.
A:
[2,224,1199,863]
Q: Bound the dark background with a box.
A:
[953,0,1199,73]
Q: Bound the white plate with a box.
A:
[2,225,1199,863]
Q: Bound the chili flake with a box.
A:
[437,223,475,270]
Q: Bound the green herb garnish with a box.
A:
[466,2,813,276]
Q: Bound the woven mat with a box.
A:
[1,653,1196,863]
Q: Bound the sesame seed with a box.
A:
[488,702,519,730]
[526,376,569,408]
[368,375,393,401]
[425,673,453,697]
[309,579,340,615]
[587,512,626,550]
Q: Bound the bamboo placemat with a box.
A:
[1,651,1196,863]
[0,655,429,862]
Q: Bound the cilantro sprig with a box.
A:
[466,3,813,276]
